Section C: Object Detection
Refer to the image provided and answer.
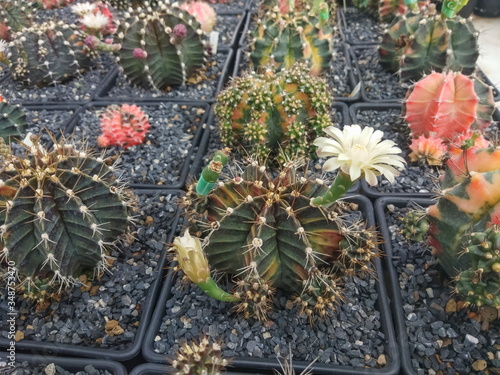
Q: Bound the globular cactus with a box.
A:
[170,336,228,375]
[0,134,135,300]
[403,71,495,140]
[250,0,333,75]
[378,3,479,81]
[97,104,150,149]
[4,21,95,87]
[113,0,208,90]
[408,135,447,166]
[179,0,216,34]
[351,0,429,22]
[426,146,500,307]
[0,97,27,143]
[182,157,379,320]
[215,63,332,163]
[0,0,34,41]
[259,0,337,22]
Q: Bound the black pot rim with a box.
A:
[373,197,436,375]
[142,194,400,375]
[0,188,184,361]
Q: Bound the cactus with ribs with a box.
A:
[352,0,429,22]
[179,155,379,320]
[0,134,135,300]
[112,0,208,90]
[1,21,95,87]
[215,63,332,163]
[378,2,479,82]
[0,97,27,143]
[250,0,333,75]
[0,0,34,41]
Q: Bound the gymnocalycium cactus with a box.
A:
[1,21,95,87]
[170,336,228,375]
[250,0,333,75]
[0,0,34,41]
[378,1,479,81]
[215,63,333,163]
[0,134,135,299]
[113,0,208,90]
[0,96,27,143]
[352,0,429,23]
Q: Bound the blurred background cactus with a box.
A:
[1,21,95,87]
[179,156,379,320]
[215,63,333,163]
[179,0,217,33]
[0,0,34,41]
[113,0,208,90]
[0,134,135,301]
[0,96,27,143]
[250,0,333,75]
[352,0,429,22]
[34,0,74,9]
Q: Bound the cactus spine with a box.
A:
[0,135,135,299]
[113,1,207,90]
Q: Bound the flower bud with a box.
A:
[173,230,210,284]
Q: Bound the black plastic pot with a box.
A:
[94,48,234,103]
[0,353,127,374]
[0,189,182,361]
[63,101,211,190]
[474,0,500,17]
[142,195,399,375]
[130,363,265,375]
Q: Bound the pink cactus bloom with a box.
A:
[408,135,447,166]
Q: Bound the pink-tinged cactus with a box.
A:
[97,104,150,149]
[36,0,74,9]
[95,3,116,36]
[378,0,429,22]
[447,131,491,158]
[180,1,216,33]
[403,72,479,141]
[408,135,447,166]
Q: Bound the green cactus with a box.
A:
[250,0,333,76]
[0,134,135,300]
[113,1,207,90]
[0,0,34,41]
[352,0,429,22]
[0,99,27,142]
[378,4,479,81]
[426,147,500,307]
[183,158,379,320]
[4,21,95,87]
[214,63,333,163]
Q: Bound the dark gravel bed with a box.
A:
[99,51,230,101]
[353,46,410,102]
[338,8,382,45]
[153,206,386,370]
[0,54,116,105]
[3,362,113,375]
[216,13,244,48]
[68,103,208,187]
[208,0,248,14]
[383,203,500,375]
[0,191,178,351]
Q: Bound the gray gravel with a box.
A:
[339,8,383,45]
[0,191,179,350]
[384,204,500,374]
[2,362,112,375]
[68,103,207,186]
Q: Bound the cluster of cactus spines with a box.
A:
[400,210,429,243]
[97,104,150,149]
[250,0,333,75]
[408,135,447,166]
[0,0,34,41]
[0,97,27,143]
[4,21,95,87]
[0,134,135,299]
[215,63,332,163]
[183,158,379,320]
[378,4,479,81]
[113,1,208,90]
[403,71,495,140]
[179,0,217,33]
[170,336,228,375]
[34,0,73,9]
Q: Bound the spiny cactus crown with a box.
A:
[170,337,228,375]
[0,134,135,299]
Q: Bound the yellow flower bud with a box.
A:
[173,230,210,284]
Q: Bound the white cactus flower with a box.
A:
[80,11,109,30]
[71,2,97,15]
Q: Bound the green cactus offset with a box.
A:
[215,63,333,163]
[170,336,228,375]
[113,0,208,90]
[183,157,379,320]
[0,134,136,300]
[0,98,27,143]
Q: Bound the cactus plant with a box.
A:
[179,0,217,33]
[378,3,479,81]
[170,336,228,375]
[34,0,74,9]
[180,156,379,320]
[0,134,135,300]
[214,63,333,163]
[0,0,34,41]
[250,0,333,75]
[113,0,208,90]
[0,97,27,143]
[351,0,429,22]
[403,71,495,140]
[2,21,95,87]
[97,104,150,149]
